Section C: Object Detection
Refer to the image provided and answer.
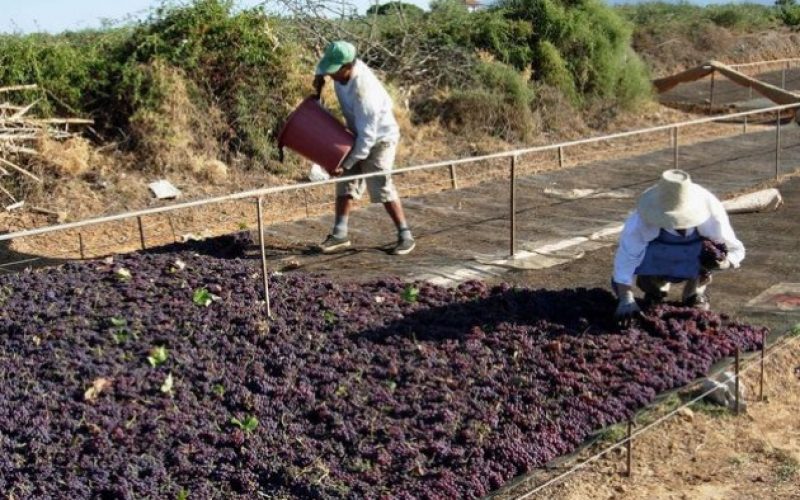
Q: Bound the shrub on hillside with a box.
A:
[117,0,309,164]
[442,60,538,141]
[499,0,652,107]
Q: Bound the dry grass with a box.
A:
[37,136,92,177]
[128,61,226,176]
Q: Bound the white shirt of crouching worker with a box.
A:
[613,185,745,287]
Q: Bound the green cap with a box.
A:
[315,41,357,76]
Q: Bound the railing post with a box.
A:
[672,127,679,169]
[625,419,633,477]
[760,330,766,402]
[781,64,787,89]
[256,197,272,319]
[78,233,85,260]
[449,163,459,190]
[709,70,716,107]
[558,146,564,168]
[734,347,740,416]
[776,110,782,180]
[743,114,748,134]
[136,216,146,250]
[509,155,517,258]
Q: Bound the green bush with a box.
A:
[780,4,800,27]
[366,2,425,17]
[617,2,778,33]
[117,0,308,162]
[442,60,538,141]
[498,0,652,106]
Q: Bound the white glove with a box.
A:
[614,289,641,328]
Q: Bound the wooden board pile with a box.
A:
[0,84,93,206]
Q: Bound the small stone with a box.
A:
[281,259,301,271]
[678,407,694,421]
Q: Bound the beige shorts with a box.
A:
[336,141,399,203]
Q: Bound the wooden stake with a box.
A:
[0,84,38,94]
[0,157,42,183]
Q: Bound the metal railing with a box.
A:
[2,101,799,316]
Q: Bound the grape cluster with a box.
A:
[0,236,766,498]
[700,239,728,269]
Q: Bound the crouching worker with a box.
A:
[612,169,745,326]
[312,41,415,255]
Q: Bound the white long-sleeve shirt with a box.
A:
[334,60,400,169]
[613,185,745,286]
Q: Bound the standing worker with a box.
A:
[312,41,415,255]
[612,169,745,326]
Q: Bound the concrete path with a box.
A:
[256,128,800,287]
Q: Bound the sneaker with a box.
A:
[391,238,416,256]
[318,234,351,254]
[684,293,710,311]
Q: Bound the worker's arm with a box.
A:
[612,212,658,328]
[613,212,657,286]
[312,75,325,99]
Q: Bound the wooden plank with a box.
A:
[0,84,37,93]
[0,156,42,183]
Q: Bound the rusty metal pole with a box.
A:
[256,197,272,318]
[509,155,517,258]
[760,330,766,402]
[672,127,679,169]
[775,110,782,180]
[558,146,564,168]
[625,419,633,477]
[136,216,146,250]
[734,347,740,416]
[709,71,716,108]
[449,163,459,190]
[78,233,85,260]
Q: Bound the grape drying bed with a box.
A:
[0,236,766,498]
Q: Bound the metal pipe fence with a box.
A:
[1,102,799,302]
[512,331,800,499]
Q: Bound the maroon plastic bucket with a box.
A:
[278,97,355,174]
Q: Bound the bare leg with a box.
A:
[336,195,354,219]
[382,199,407,228]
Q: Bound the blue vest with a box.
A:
[635,229,702,281]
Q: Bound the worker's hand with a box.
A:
[312,75,325,99]
[614,290,642,329]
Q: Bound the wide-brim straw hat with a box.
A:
[637,169,711,229]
